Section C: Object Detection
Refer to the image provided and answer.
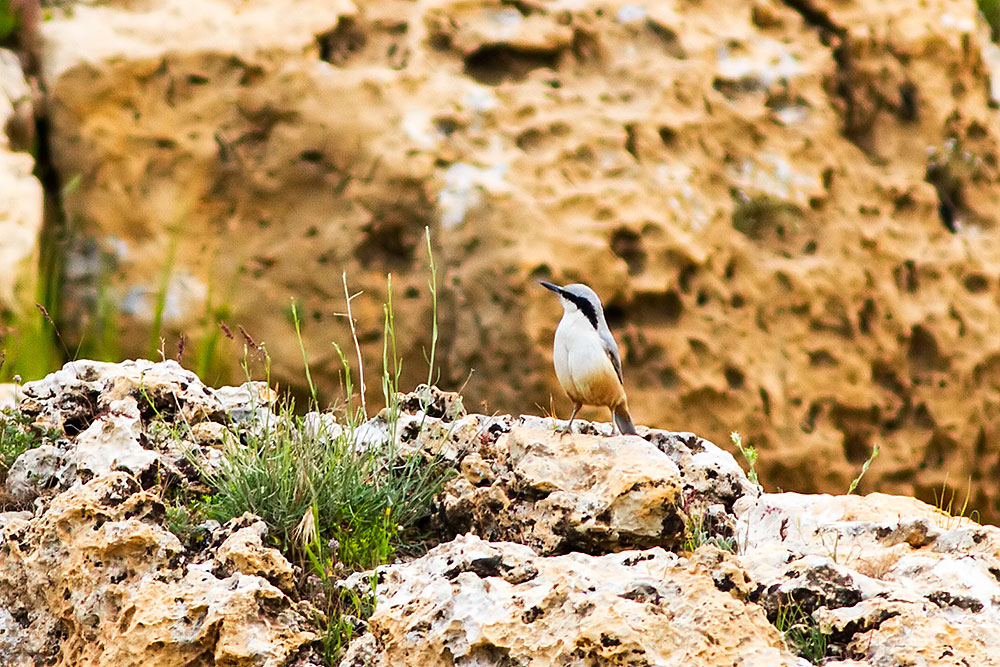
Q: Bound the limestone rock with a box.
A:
[437,423,686,554]
[17,359,271,432]
[339,534,810,667]
[736,492,1000,664]
[215,514,297,593]
[0,472,321,666]
[424,408,755,554]
[10,360,274,502]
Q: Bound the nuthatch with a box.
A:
[541,281,637,435]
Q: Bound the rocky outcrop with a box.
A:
[0,473,321,666]
[0,360,322,666]
[738,492,1000,665]
[3,361,1000,665]
[31,0,1000,523]
[428,415,754,554]
[339,534,809,667]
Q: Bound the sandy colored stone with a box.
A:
[339,534,810,667]
[735,492,1000,665]
[407,404,755,553]
[19,359,271,431]
[6,361,1000,665]
[438,424,686,554]
[0,472,320,666]
[215,515,297,593]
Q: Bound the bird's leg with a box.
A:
[564,402,582,434]
[610,407,619,435]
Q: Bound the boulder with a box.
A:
[339,533,810,667]
[0,473,321,666]
[736,492,1000,664]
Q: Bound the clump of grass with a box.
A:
[683,513,736,553]
[200,401,446,570]
[775,601,829,664]
[731,431,761,491]
[846,442,879,495]
[932,476,981,530]
[0,407,37,484]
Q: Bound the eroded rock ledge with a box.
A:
[1,360,998,666]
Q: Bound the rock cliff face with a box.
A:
[23,0,1000,519]
[2,362,1000,666]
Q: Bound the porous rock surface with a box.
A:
[33,0,1000,521]
[3,362,1000,666]
[338,534,809,667]
[0,360,323,666]
[350,388,1000,666]
[737,492,1000,666]
[421,409,755,554]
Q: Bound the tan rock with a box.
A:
[215,515,297,593]
[19,359,270,431]
[736,492,1000,665]
[339,534,810,667]
[438,424,687,554]
[0,472,320,666]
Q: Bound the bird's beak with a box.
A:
[539,281,563,295]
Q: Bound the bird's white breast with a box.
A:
[553,309,621,406]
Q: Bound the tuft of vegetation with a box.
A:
[731,431,761,491]
[932,476,981,530]
[0,406,37,484]
[173,227,450,663]
[199,401,447,570]
[775,601,829,664]
[682,512,736,553]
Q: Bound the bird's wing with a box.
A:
[600,334,624,385]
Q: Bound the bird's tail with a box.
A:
[613,403,637,435]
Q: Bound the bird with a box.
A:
[540,281,637,435]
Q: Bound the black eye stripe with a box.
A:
[564,293,600,330]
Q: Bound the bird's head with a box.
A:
[540,281,604,328]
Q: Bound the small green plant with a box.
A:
[683,513,736,553]
[147,224,180,359]
[0,304,63,382]
[846,442,880,495]
[423,227,439,388]
[0,407,38,484]
[775,601,829,664]
[731,431,761,490]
